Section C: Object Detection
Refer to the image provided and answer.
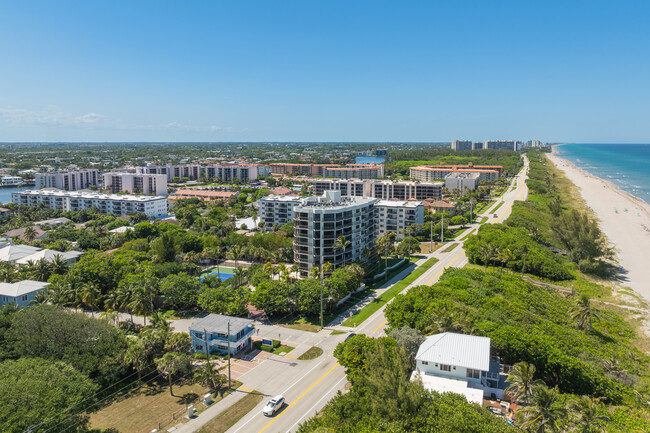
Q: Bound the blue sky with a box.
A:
[1,1,649,142]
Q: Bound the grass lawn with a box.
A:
[479,216,488,224]
[197,391,264,433]
[488,200,504,214]
[449,227,469,239]
[275,345,294,355]
[442,243,459,253]
[89,379,241,433]
[298,346,324,360]
[277,318,321,333]
[331,330,345,335]
[342,257,439,327]
[418,242,444,254]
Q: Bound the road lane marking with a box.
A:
[257,363,340,433]
[284,354,298,359]
[287,375,348,432]
[373,319,387,333]
[426,251,464,285]
[239,386,253,392]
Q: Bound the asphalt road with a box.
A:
[222,156,530,433]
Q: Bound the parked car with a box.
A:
[493,214,498,218]
[262,395,285,416]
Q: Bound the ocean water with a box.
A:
[556,143,650,204]
[355,156,385,164]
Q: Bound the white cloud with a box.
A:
[0,106,106,127]
[75,113,105,124]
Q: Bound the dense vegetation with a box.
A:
[298,337,518,433]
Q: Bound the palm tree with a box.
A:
[150,311,171,334]
[290,264,299,282]
[125,339,150,382]
[504,362,545,404]
[128,286,152,326]
[81,284,99,317]
[31,258,51,282]
[23,226,37,243]
[519,244,530,275]
[233,266,245,287]
[497,247,515,272]
[155,352,192,396]
[99,310,120,327]
[333,236,351,267]
[309,265,320,279]
[50,254,68,275]
[228,245,243,269]
[479,244,497,271]
[569,396,610,433]
[518,386,567,433]
[194,362,227,393]
[570,294,601,332]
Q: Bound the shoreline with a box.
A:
[548,146,650,302]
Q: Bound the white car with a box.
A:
[262,395,285,416]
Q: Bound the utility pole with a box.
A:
[203,328,210,364]
[429,210,433,253]
[441,212,444,243]
[470,200,474,224]
[320,256,324,330]
[227,321,231,390]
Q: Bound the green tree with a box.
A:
[569,396,610,433]
[155,352,192,396]
[0,358,98,433]
[518,386,568,433]
[333,235,351,267]
[23,225,37,243]
[570,295,602,332]
[194,362,227,394]
[159,272,201,309]
[504,362,545,404]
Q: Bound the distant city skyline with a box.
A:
[1,1,650,143]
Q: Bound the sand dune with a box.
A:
[548,148,650,302]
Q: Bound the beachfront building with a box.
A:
[190,314,255,355]
[412,332,510,404]
[451,140,473,151]
[445,172,481,191]
[483,140,518,151]
[102,172,168,196]
[410,163,501,182]
[293,191,377,277]
[204,163,271,182]
[311,179,443,201]
[12,189,167,217]
[0,280,50,308]
[35,169,99,191]
[322,164,384,179]
[258,195,305,230]
[375,200,424,239]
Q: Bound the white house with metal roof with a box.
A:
[189,314,255,356]
[412,332,510,403]
[15,249,83,266]
[0,280,49,308]
[0,245,42,265]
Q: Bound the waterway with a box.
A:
[355,156,385,165]
[0,186,35,204]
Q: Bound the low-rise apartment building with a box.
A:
[204,163,270,182]
[136,164,203,181]
[322,164,384,179]
[103,172,168,195]
[410,162,501,182]
[258,195,304,230]
[12,189,167,217]
[190,314,255,355]
[270,163,339,176]
[375,200,424,238]
[445,172,481,191]
[35,169,99,191]
[1,176,23,186]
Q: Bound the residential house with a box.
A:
[412,332,510,404]
[0,280,49,308]
[190,314,255,355]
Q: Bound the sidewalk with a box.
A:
[171,387,254,433]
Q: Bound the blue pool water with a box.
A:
[556,143,650,205]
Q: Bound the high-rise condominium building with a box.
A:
[451,140,473,151]
[409,162,501,182]
[35,169,99,191]
[102,173,168,196]
[258,195,305,230]
[374,200,424,239]
[483,140,517,151]
[293,191,377,277]
[311,179,443,201]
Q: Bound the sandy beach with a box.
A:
[548,147,650,302]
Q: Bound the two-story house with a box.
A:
[412,332,510,404]
[0,280,49,308]
[189,314,255,356]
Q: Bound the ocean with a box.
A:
[556,143,650,205]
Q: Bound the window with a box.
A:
[21,295,27,302]
[466,369,480,379]
[195,332,203,339]
[196,345,203,351]
[421,361,428,365]
[440,364,452,372]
